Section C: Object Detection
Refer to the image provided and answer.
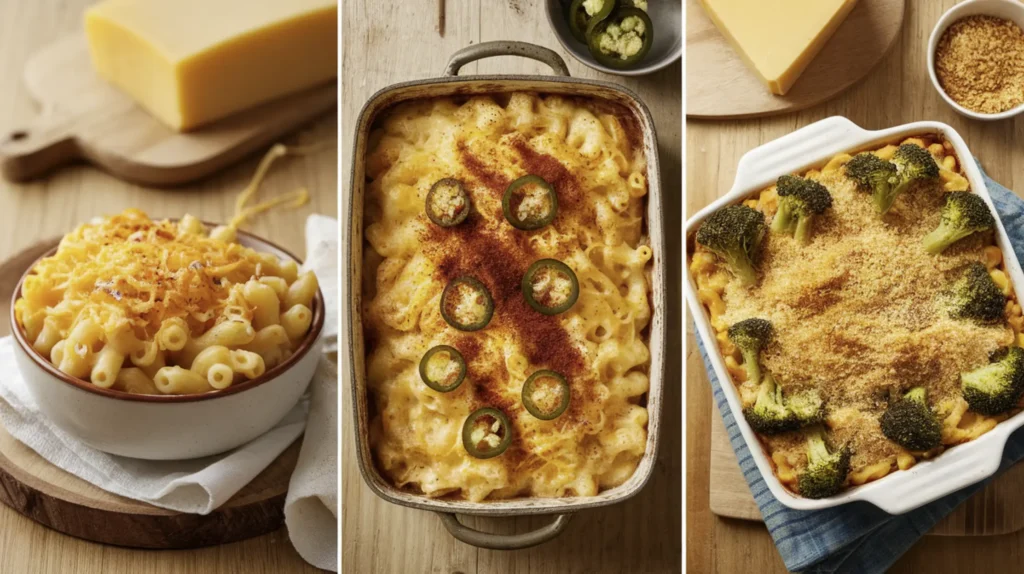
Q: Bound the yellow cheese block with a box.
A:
[85,0,337,131]
[698,0,859,96]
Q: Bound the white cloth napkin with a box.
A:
[284,214,339,572]
[0,214,339,571]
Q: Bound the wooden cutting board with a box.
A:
[0,240,300,548]
[709,406,1024,536]
[0,34,336,186]
[686,0,905,119]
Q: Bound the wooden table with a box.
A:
[340,1,682,572]
[687,0,1024,571]
[0,1,337,572]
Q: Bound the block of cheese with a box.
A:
[85,0,337,131]
[698,0,859,96]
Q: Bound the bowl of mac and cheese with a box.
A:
[347,41,666,549]
[11,209,324,460]
[685,117,1024,514]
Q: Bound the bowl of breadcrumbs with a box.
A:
[928,0,1024,120]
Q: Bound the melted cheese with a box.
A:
[515,183,551,223]
[425,351,460,384]
[451,283,487,326]
[531,268,573,307]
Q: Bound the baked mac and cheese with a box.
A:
[15,209,318,395]
[691,136,1022,497]
[362,92,653,501]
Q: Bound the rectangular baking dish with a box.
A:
[345,42,666,547]
[684,116,1024,514]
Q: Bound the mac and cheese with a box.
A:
[691,136,1021,495]
[15,209,318,395]
[362,93,652,501]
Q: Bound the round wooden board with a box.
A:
[0,240,300,548]
[686,0,906,119]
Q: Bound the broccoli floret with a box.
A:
[961,347,1024,415]
[797,426,851,499]
[943,262,1005,323]
[845,153,899,214]
[742,372,800,435]
[696,205,766,286]
[771,175,833,244]
[879,387,942,451]
[922,192,995,254]
[788,389,825,426]
[892,142,940,193]
[727,318,773,386]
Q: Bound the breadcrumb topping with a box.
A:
[935,15,1024,114]
[719,164,1013,473]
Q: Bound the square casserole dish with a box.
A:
[346,42,667,523]
[684,116,1024,514]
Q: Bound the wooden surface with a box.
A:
[686,0,905,119]
[340,1,681,572]
[0,0,336,571]
[708,404,1024,536]
[0,34,336,187]
[0,240,302,549]
[687,1,1024,571]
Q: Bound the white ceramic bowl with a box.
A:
[544,0,681,76]
[10,227,325,460]
[685,116,1024,514]
[927,0,1024,121]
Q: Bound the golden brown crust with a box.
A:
[691,136,1021,492]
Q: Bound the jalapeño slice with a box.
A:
[502,175,558,231]
[522,259,580,315]
[425,178,471,227]
[462,407,513,459]
[418,345,467,392]
[568,0,615,44]
[587,7,654,68]
[440,276,494,331]
[522,370,571,420]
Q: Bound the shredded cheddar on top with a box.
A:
[16,209,268,339]
[14,140,332,342]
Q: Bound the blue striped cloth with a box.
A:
[698,162,1024,573]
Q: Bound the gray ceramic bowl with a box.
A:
[544,0,681,76]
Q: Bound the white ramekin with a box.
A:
[685,116,1024,514]
[927,0,1024,121]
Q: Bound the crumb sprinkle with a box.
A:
[935,15,1024,114]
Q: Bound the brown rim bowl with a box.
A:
[9,221,325,403]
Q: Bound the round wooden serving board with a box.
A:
[709,406,1024,536]
[0,33,336,187]
[686,0,906,119]
[0,240,300,548]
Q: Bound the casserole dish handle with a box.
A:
[437,512,573,550]
[444,41,571,77]
[729,116,869,196]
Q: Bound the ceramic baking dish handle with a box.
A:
[437,512,573,549]
[861,430,1011,515]
[444,41,571,77]
[730,116,869,194]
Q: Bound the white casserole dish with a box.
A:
[684,116,1024,514]
[346,42,666,548]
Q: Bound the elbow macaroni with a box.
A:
[14,209,317,395]
[693,136,1019,495]
[363,93,652,501]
